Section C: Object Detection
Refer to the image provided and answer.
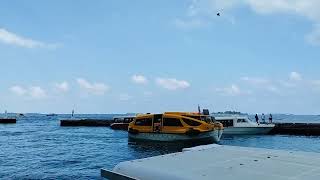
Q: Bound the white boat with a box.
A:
[110,115,136,130]
[213,116,275,135]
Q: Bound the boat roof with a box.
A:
[165,112,208,116]
[214,116,249,120]
[113,115,136,119]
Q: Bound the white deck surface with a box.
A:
[102,144,320,180]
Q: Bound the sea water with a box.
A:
[1,114,320,179]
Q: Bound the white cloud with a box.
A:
[143,91,153,97]
[241,76,270,85]
[0,28,58,48]
[289,72,302,81]
[245,0,320,19]
[216,84,244,96]
[174,18,209,29]
[310,80,320,90]
[54,81,69,92]
[266,85,281,94]
[10,85,27,96]
[29,86,47,99]
[156,78,190,90]
[189,0,320,20]
[10,85,47,99]
[306,24,320,45]
[241,76,282,93]
[311,80,320,86]
[131,74,148,84]
[183,0,320,44]
[280,80,297,88]
[119,93,132,101]
[76,78,109,95]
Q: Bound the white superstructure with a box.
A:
[214,116,275,135]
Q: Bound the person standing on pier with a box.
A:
[71,109,74,119]
[269,114,273,123]
[255,114,259,124]
[262,113,265,124]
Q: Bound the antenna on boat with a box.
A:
[198,104,201,114]
[4,110,7,119]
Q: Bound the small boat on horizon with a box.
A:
[213,116,275,135]
[46,113,57,117]
[128,112,223,143]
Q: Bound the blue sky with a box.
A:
[1,0,320,114]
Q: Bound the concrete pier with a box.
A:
[270,123,320,135]
[102,144,320,180]
[60,119,112,127]
[0,118,16,123]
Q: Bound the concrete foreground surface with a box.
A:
[101,144,320,180]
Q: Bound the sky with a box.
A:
[1,0,320,114]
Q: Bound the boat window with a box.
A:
[182,118,202,126]
[153,114,162,124]
[201,116,213,123]
[124,118,134,123]
[182,115,212,123]
[216,120,234,127]
[114,118,123,123]
[135,118,152,126]
[237,119,247,123]
[190,116,201,120]
[163,118,183,127]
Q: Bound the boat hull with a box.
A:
[110,123,129,130]
[222,127,274,135]
[128,130,223,143]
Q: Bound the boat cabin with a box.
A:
[111,115,136,130]
[129,113,218,134]
[213,116,255,127]
[164,112,214,124]
[113,115,136,123]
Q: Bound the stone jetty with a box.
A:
[60,119,113,127]
[0,118,16,123]
[270,123,320,136]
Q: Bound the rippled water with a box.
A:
[1,114,320,179]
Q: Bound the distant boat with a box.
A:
[46,113,57,117]
[18,113,24,117]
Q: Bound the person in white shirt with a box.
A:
[261,113,265,124]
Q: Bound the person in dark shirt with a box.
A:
[255,114,259,124]
[269,114,273,123]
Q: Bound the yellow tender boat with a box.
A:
[128,112,223,143]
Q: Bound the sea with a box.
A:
[1,113,320,179]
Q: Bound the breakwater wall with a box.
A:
[270,123,320,136]
[59,120,320,136]
[0,118,17,124]
[0,118,16,123]
[60,119,113,127]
